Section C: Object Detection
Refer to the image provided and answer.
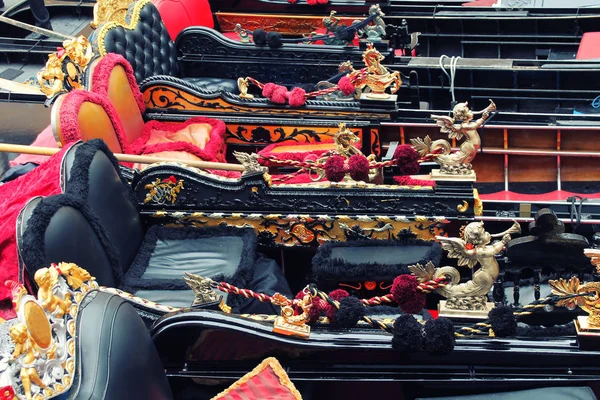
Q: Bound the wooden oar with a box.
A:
[0,15,73,41]
[0,143,246,172]
[0,78,44,95]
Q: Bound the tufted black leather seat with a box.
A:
[89,0,238,94]
[70,291,173,399]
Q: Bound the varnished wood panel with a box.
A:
[215,12,357,35]
[471,154,504,183]
[508,129,556,150]
[508,156,556,183]
[561,129,600,151]
[561,157,600,182]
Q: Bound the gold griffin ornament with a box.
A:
[37,36,94,99]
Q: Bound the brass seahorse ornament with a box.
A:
[272,292,312,338]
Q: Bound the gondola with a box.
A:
[0,139,597,399]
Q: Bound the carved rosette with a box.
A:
[0,263,98,400]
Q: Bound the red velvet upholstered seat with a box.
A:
[52,54,227,164]
[576,32,600,60]
[152,0,214,41]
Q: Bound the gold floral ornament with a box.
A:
[549,277,600,327]
[144,175,184,205]
[36,36,94,99]
[91,0,131,28]
[0,263,97,400]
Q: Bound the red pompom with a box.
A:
[393,176,435,186]
[262,82,277,97]
[325,289,350,320]
[348,154,370,182]
[390,274,425,314]
[399,293,426,314]
[393,145,421,175]
[307,0,317,4]
[288,87,306,107]
[324,155,347,182]
[338,75,355,96]
[330,289,350,301]
[270,86,289,104]
[317,0,329,4]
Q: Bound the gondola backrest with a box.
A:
[62,141,145,272]
[89,0,179,83]
[86,53,146,146]
[153,0,214,41]
[17,194,121,289]
[51,90,127,153]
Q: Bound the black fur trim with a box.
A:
[312,238,442,282]
[20,194,124,287]
[64,139,139,211]
[122,225,257,313]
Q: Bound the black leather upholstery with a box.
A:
[19,197,119,288]
[182,77,239,94]
[72,291,173,399]
[90,1,179,82]
[63,143,144,274]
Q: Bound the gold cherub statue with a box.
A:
[10,324,47,400]
[411,100,496,175]
[34,267,72,318]
[411,220,520,311]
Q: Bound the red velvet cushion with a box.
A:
[576,32,600,60]
[152,0,214,41]
[462,0,497,5]
[212,358,301,400]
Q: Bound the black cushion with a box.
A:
[312,238,443,296]
[71,291,173,399]
[90,1,179,82]
[19,195,120,289]
[123,225,287,312]
[63,141,144,274]
[416,387,597,400]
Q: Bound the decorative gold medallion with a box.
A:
[144,175,184,205]
[0,263,98,400]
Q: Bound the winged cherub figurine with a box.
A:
[411,100,496,175]
[410,220,520,310]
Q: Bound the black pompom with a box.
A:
[423,318,455,355]
[266,31,283,48]
[333,296,364,328]
[336,28,356,43]
[489,305,517,337]
[253,29,267,46]
[392,314,423,351]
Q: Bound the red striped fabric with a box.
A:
[218,366,297,400]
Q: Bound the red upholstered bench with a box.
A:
[152,0,247,42]
[577,32,600,60]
